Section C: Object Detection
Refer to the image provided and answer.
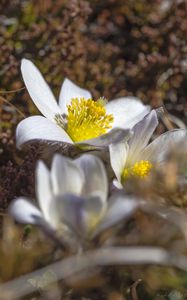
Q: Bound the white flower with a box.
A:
[9,154,138,239]
[16,59,150,149]
[109,110,187,187]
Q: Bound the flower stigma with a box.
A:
[65,98,114,142]
[121,160,153,181]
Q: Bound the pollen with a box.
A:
[66,98,114,142]
[122,160,153,181]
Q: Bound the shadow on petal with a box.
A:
[93,193,139,237]
[76,128,132,148]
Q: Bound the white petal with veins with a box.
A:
[105,97,150,129]
[59,78,92,114]
[21,59,61,121]
[16,116,73,148]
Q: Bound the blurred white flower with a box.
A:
[16,59,150,149]
[9,154,138,240]
[109,110,187,187]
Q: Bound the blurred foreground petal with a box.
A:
[94,194,138,235]
[36,161,52,223]
[9,198,42,224]
[75,154,108,203]
[51,154,84,196]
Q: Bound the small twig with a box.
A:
[167,113,186,129]
[0,96,26,118]
[0,212,8,217]
[1,246,187,300]
[157,68,183,88]
[0,87,25,94]
[158,105,176,130]
[130,279,142,300]
[157,68,174,87]
[0,209,8,217]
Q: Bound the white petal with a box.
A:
[109,142,129,183]
[9,197,42,224]
[21,59,61,121]
[83,195,106,234]
[93,194,138,236]
[127,110,158,163]
[50,194,105,235]
[16,116,73,148]
[105,97,150,129]
[76,128,131,148]
[75,154,108,204]
[83,195,105,219]
[59,195,84,234]
[51,154,84,196]
[36,161,53,223]
[59,78,92,114]
[113,179,123,189]
[142,129,187,163]
[49,194,85,234]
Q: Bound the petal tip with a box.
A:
[21,58,33,70]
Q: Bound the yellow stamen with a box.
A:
[66,98,114,142]
[122,160,153,181]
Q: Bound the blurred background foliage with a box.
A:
[0,0,187,299]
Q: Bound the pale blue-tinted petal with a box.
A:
[93,194,138,236]
[51,154,84,196]
[50,194,105,236]
[36,161,53,223]
[49,194,85,234]
[75,154,108,204]
[21,59,61,121]
[83,195,106,233]
[59,78,92,114]
[105,97,150,129]
[9,197,42,224]
[127,110,158,163]
[142,129,187,163]
[16,116,73,149]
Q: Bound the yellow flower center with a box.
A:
[65,98,114,142]
[122,160,153,181]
